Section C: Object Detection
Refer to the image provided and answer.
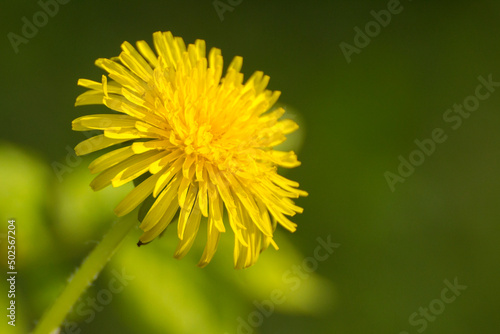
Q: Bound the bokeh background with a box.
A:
[1,0,500,333]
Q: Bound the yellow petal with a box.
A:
[131,140,170,154]
[136,40,159,68]
[140,174,181,231]
[72,114,137,131]
[74,135,129,156]
[89,146,135,174]
[197,217,221,267]
[119,41,154,82]
[95,58,147,94]
[208,180,225,232]
[114,170,165,217]
[112,150,170,187]
[197,179,208,217]
[149,149,183,176]
[90,150,159,191]
[153,159,183,196]
[174,199,202,259]
[77,78,122,93]
[177,184,198,240]
[74,90,104,106]
[138,198,179,244]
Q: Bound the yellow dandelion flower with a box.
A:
[73,31,307,269]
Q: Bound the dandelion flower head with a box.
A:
[72,31,307,268]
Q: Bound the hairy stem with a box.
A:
[32,217,137,334]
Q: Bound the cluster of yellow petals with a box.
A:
[73,31,307,268]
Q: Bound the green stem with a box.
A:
[32,217,137,334]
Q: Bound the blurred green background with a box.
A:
[1,0,500,333]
